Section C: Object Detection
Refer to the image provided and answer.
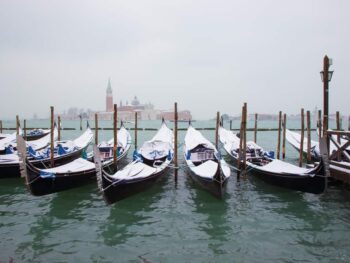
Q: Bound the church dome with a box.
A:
[131,96,140,106]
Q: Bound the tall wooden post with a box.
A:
[95,113,98,145]
[306,111,311,163]
[215,111,220,149]
[50,106,54,167]
[134,112,138,150]
[243,103,247,171]
[113,104,118,171]
[230,120,232,130]
[23,119,27,140]
[322,55,330,137]
[318,110,322,144]
[277,111,282,159]
[336,111,341,161]
[174,103,178,182]
[254,113,258,143]
[299,108,304,167]
[57,115,61,141]
[282,113,287,159]
[348,115,350,131]
[237,106,244,178]
[16,115,20,135]
[79,115,82,131]
[0,120,2,133]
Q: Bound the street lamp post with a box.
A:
[320,55,334,137]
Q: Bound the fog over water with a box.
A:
[0,0,349,119]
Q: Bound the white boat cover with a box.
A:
[184,126,230,179]
[0,154,19,164]
[71,127,94,149]
[39,158,95,175]
[109,161,158,180]
[185,126,216,151]
[0,128,57,152]
[108,123,173,181]
[252,158,315,175]
[98,126,131,149]
[0,129,23,151]
[219,126,262,153]
[286,129,319,155]
[139,123,173,160]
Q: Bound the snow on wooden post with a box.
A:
[282,113,287,159]
[299,108,305,167]
[307,111,311,163]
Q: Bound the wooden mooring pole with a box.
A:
[318,110,322,145]
[16,115,20,135]
[237,106,244,178]
[134,112,138,150]
[0,120,2,133]
[348,115,350,131]
[243,103,247,172]
[79,115,82,131]
[277,111,282,159]
[50,106,54,167]
[174,103,178,182]
[58,115,61,141]
[254,113,258,143]
[282,113,287,159]
[299,108,304,167]
[322,55,330,137]
[336,111,341,161]
[95,113,98,145]
[307,110,311,163]
[23,119,27,140]
[230,120,232,130]
[215,111,220,149]
[113,104,118,172]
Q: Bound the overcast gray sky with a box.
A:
[0,0,349,120]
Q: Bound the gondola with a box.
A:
[0,127,57,154]
[94,121,174,205]
[219,126,328,194]
[17,125,132,196]
[25,128,51,141]
[0,125,91,178]
[184,125,230,198]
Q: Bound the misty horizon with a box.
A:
[1,1,349,120]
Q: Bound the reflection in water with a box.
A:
[99,178,167,247]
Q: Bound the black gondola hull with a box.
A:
[187,168,228,198]
[227,155,326,194]
[0,148,86,179]
[101,167,169,205]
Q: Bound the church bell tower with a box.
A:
[106,78,113,112]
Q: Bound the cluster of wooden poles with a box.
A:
[2,103,348,177]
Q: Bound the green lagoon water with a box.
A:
[0,119,350,262]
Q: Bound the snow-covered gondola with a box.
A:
[219,126,327,194]
[184,126,230,198]
[0,126,90,178]
[94,121,174,205]
[17,125,132,195]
